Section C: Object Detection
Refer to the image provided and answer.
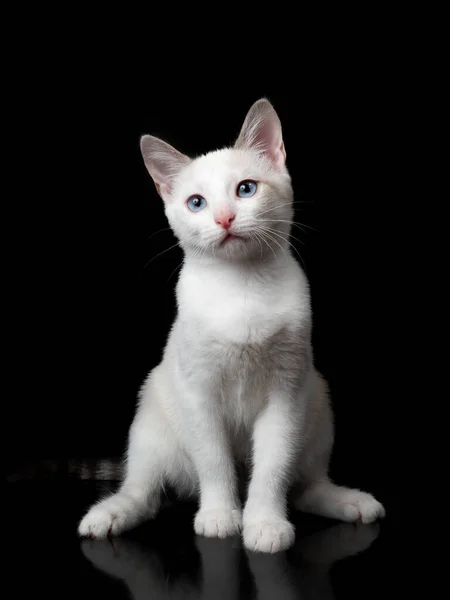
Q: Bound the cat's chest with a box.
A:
[177,262,309,351]
[185,281,284,345]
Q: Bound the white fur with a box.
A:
[78,99,385,552]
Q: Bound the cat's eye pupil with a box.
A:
[187,195,206,212]
[237,180,257,198]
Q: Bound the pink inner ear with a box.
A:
[273,140,286,169]
[152,178,171,201]
[253,118,285,169]
[141,134,191,202]
[156,181,171,200]
[235,99,286,169]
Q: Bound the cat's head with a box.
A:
[140,99,293,262]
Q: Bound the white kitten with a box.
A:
[78,98,385,553]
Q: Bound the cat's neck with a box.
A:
[182,245,296,281]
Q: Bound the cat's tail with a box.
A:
[6,458,123,483]
[67,458,123,480]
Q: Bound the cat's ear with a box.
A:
[140,135,191,200]
[234,98,286,169]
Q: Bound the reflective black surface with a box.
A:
[7,480,402,598]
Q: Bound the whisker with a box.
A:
[145,226,173,241]
[254,228,277,260]
[255,201,306,218]
[257,226,306,268]
[253,227,287,258]
[167,240,208,281]
[258,219,319,234]
[252,230,267,260]
[254,227,289,262]
[258,225,305,247]
[166,259,184,284]
[144,241,181,269]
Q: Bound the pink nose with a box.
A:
[215,213,235,229]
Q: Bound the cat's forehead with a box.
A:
[181,148,262,183]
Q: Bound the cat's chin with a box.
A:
[215,239,265,262]
[217,234,254,259]
[220,233,244,247]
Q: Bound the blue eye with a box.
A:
[237,180,257,198]
[187,195,207,212]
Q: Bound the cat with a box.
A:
[78,98,385,553]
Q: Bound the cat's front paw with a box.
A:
[194,508,242,538]
[78,503,127,539]
[243,518,295,553]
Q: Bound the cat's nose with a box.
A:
[215,213,236,229]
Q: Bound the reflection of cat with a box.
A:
[78,98,384,553]
[81,521,380,600]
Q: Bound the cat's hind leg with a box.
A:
[293,480,385,524]
[292,372,385,524]
[78,369,195,539]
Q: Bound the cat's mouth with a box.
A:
[221,233,243,246]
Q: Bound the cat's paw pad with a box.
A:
[194,508,242,538]
[78,504,127,539]
[243,518,295,553]
[341,493,386,524]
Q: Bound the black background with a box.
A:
[10,58,411,517]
